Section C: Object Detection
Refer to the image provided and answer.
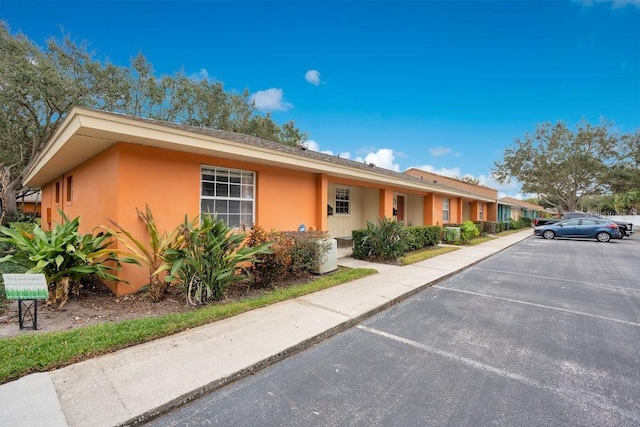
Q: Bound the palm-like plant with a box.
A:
[105,205,190,302]
[0,212,132,308]
[165,214,272,305]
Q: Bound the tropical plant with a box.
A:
[246,226,293,288]
[165,214,272,306]
[356,217,412,262]
[0,212,131,308]
[459,221,480,244]
[105,205,188,302]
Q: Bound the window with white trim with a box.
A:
[201,166,254,228]
[335,187,350,214]
[442,197,450,222]
[479,202,484,220]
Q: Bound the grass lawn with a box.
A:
[401,245,460,265]
[0,267,376,385]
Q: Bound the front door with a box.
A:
[396,195,405,222]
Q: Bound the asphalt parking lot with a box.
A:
[149,235,640,426]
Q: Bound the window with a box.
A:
[65,176,73,203]
[200,166,254,228]
[335,187,350,214]
[479,202,484,220]
[55,181,60,205]
[442,197,450,222]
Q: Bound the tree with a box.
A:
[0,24,307,220]
[0,23,128,222]
[493,120,634,212]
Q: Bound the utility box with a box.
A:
[313,238,338,274]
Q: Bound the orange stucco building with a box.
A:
[25,108,498,294]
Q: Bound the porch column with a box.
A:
[316,173,328,231]
[379,188,394,219]
[470,201,479,221]
[423,193,435,225]
[487,202,497,222]
[456,197,464,223]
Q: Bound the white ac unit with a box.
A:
[313,238,338,274]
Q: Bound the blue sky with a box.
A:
[1,0,639,197]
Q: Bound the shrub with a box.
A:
[0,212,132,309]
[407,225,442,250]
[351,228,369,259]
[406,226,426,251]
[284,231,331,277]
[353,217,411,262]
[247,228,331,288]
[474,221,497,235]
[520,217,533,228]
[247,227,294,288]
[510,220,523,230]
[460,220,480,244]
[165,215,272,305]
[106,205,187,302]
[496,222,507,233]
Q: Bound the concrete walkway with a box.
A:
[0,230,532,427]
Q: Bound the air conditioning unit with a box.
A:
[313,238,338,275]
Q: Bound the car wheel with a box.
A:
[543,230,555,240]
[596,232,611,243]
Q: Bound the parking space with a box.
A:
[149,236,640,426]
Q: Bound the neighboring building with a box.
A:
[498,197,546,221]
[404,169,498,224]
[25,107,498,294]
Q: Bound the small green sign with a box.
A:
[2,274,49,300]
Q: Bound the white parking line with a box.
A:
[474,268,640,294]
[433,286,640,328]
[357,325,640,422]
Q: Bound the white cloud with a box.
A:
[338,152,351,159]
[576,0,639,7]
[410,164,462,178]
[429,146,453,156]
[249,88,293,112]
[355,148,400,172]
[305,70,321,85]
[303,140,334,155]
[190,68,210,81]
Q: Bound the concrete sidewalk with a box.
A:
[0,230,532,427]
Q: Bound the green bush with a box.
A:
[165,215,272,305]
[352,217,411,262]
[406,225,442,250]
[0,212,132,308]
[496,222,507,233]
[520,217,533,227]
[460,220,480,244]
[474,221,497,235]
[351,229,369,259]
[406,226,426,251]
[509,220,523,230]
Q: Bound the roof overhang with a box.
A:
[24,108,495,203]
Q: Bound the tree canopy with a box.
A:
[493,120,639,213]
[0,23,307,221]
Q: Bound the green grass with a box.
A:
[467,236,495,246]
[401,246,460,265]
[0,267,376,385]
[497,228,531,236]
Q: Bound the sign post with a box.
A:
[2,274,48,330]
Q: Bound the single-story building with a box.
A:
[24,107,498,294]
[498,197,545,221]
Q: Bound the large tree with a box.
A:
[493,120,635,213]
[0,23,307,221]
